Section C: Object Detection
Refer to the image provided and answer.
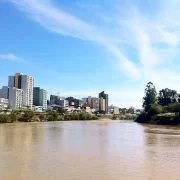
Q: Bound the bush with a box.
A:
[0,114,9,123]
[39,114,46,121]
[91,115,98,120]
[119,114,136,120]
[111,114,118,120]
[64,115,71,121]
[135,112,149,123]
[167,103,180,114]
[9,112,18,123]
[79,113,86,120]
[58,116,64,121]
[148,104,164,116]
[47,111,59,121]
[19,110,35,122]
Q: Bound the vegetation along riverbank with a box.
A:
[135,82,180,125]
[0,110,99,124]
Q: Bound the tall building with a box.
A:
[33,87,47,110]
[8,87,23,109]
[8,73,34,108]
[0,86,9,99]
[99,91,108,113]
[0,86,23,109]
[92,97,99,111]
[99,97,105,112]
[82,98,87,106]
[88,96,92,107]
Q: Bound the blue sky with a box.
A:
[0,0,180,108]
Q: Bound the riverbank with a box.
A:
[0,110,137,124]
[135,112,180,125]
[0,111,99,124]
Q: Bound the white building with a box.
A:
[34,106,44,112]
[21,75,34,108]
[8,87,23,109]
[0,86,23,110]
[0,98,8,110]
[113,107,120,115]
[8,73,34,108]
[60,100,69,108]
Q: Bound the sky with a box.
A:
[0,0,180,108]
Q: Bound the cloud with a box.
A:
[8,0,180,107]
[0,53,23,62]
[9,0,140,80]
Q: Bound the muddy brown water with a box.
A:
[0,120,180,180]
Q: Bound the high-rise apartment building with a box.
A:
[82,98,87,106]
[8,73,34,108]
[33,87,47,110]
[0,86,9,99]
[92,97,99,111]
[8,87,23,109]
[0,86,23,109]
[99,91,108,113]
[88,96,92,107]
[99,97,105,112]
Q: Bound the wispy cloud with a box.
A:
[0,53,23,62]
[9,0,140,80]
[8,0,180,107]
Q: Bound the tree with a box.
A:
[47,111,59,121]
[166,103,180,114]
[143,82,157,112]
[158,88,178,106]
[19,110,35,122]
[148,104,164,116]
[53,107,67,115]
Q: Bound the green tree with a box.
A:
[47,111,59,121]
[158,88,178,106]
[9,111,19,122]
[148,104,164,116]
[143,82,157,112]
[39,114,46,121]
[166,103,180,114]
[19,110,35,122]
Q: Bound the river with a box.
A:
[0,120,180,180]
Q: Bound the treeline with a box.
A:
[112,114,136,120]
[136,82,180,125]
[0,110,99,124]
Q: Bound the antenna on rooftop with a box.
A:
[57,92,60,96]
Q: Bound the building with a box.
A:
[82,98,87,106]
[88,96,92,107]
[33,106,44,112]
[59,100,69,108]
[92,97,99,111]
[33,87,47,110]
[99,97,105,112]
[99,91,108,113]
[0,86,9,99]
[49,95,61,105]
[0,98,8,110]
[113,107,120,115]
[65,97,82,108]
[0,86,23,110]
[8,87,23,109]
[8,73,34,108]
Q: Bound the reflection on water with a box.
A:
[0,120,180,180]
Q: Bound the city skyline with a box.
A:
[0,0,180,108]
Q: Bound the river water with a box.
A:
[0,120,180,180]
